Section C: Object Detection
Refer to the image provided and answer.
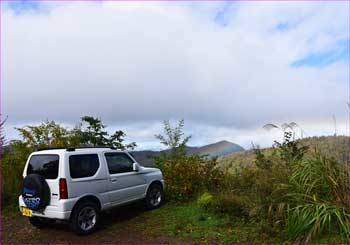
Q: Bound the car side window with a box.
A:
[104,153,134,174]
[69,154,100,179]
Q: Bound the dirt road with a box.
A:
[2,202,187,244]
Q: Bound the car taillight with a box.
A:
[59,178,68,199]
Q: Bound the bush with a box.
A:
[1,141,31,209]
[201,191,252,218]
[197,192,214,209]
[160,155,222,201]
[223,150,291,222]
[154,120,226,201]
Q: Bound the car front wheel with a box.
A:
[145,183,163,210]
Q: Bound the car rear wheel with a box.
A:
[70,201,100,235]
[145,183,163,210]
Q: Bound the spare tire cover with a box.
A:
[22,174,51,210]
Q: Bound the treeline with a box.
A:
[1,116,136,209]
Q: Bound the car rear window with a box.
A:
[27,154,59,179]
[69,154,100,179]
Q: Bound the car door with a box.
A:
[104,152,147,205]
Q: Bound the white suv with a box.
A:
[19,147,164,235]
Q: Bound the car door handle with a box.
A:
[110,178,118,182]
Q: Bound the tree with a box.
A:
[80,116,109,146]
[79,116,136,150]
[14,116,136,150]
[16,120,70,149]
[154,119,191,166]
[108,130,136,150]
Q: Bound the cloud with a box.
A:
[1,1,349,149]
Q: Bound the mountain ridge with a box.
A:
[131,140,245,166]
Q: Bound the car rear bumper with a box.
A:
[19,196,72,220]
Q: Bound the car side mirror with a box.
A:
[133,162,140,172]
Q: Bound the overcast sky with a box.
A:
[1,1,349,150]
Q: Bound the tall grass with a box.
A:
[286,151,350,241]
[287,203,350,242]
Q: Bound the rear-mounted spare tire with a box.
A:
[22,174,51,211]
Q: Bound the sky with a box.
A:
[1,1,349,150]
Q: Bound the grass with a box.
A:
[136,201,281,244]
[2,204,19,218]
[2,201,344,243]
[135,201,345,244]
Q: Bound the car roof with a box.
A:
[32,148,126,154]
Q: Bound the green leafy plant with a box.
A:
[154,120,222,201]
[197,192,214,209]
[205,191,252,218]
[153,119,191,168]
[287,203,350,242]
[161,155,222,201]
[286,152,350,242]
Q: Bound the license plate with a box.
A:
[22,207,32,217]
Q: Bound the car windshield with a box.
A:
[27,154,59,179]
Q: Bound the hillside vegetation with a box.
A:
[153,122,350,243]
[218,135,350,172]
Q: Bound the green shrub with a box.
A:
[197,192,214,209]
[224,150,291,222]
[1,141,31,209]
[204,191,251,218]
[160,155,222,201]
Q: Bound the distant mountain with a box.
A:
[191,140,245,158]
[131,141,244,167]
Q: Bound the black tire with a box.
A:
[29,217,55,229]
[22,174,50,211]
[145,183,163,210]
[70,201,100,235]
